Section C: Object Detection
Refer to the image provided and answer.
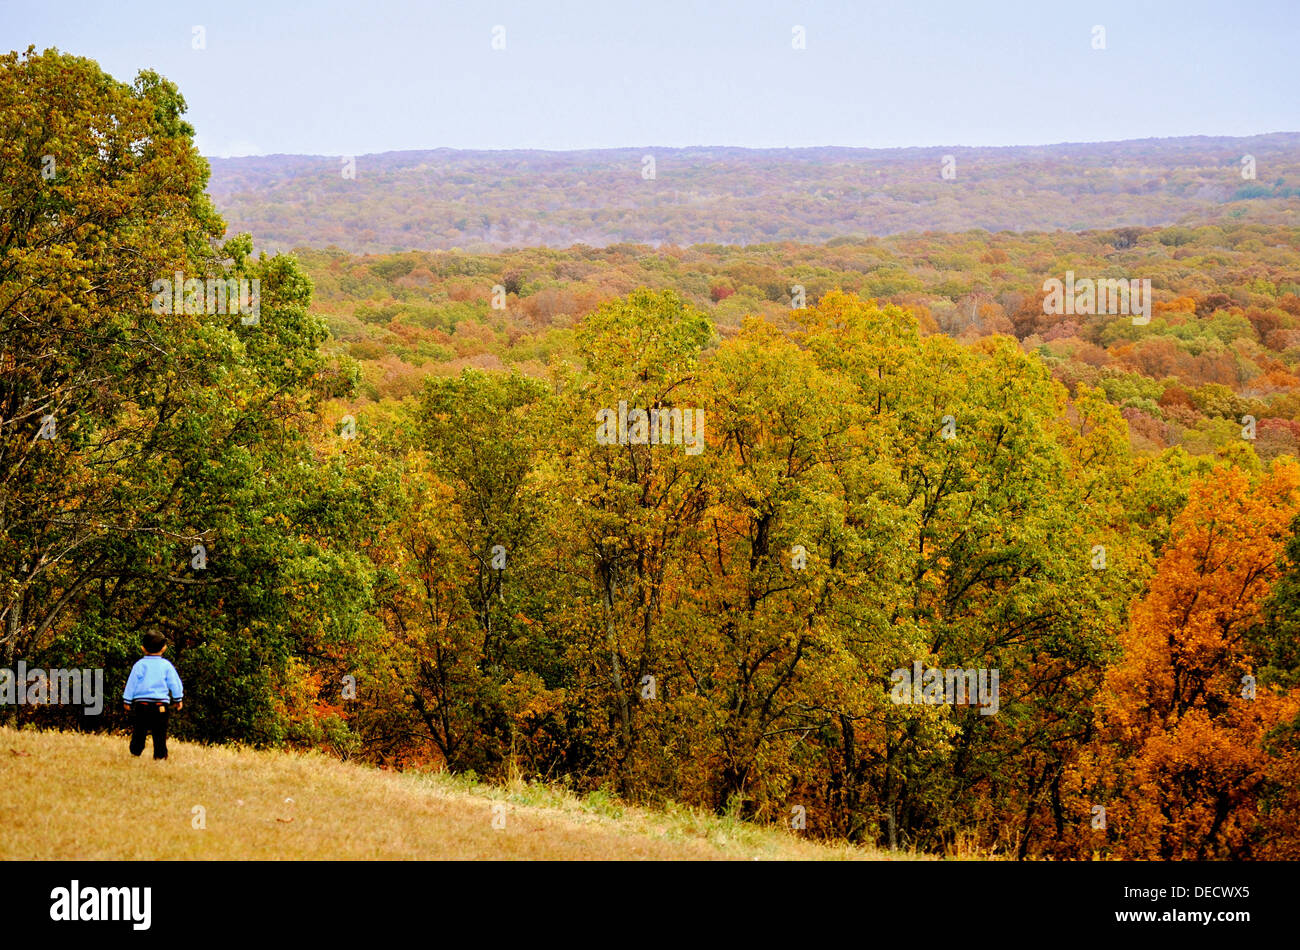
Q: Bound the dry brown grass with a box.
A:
[0,726,909,860]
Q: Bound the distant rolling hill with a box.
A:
[205,135,1300,254]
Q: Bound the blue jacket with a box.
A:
[123,656,183,704]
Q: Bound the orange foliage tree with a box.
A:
[1062,462,1300,858]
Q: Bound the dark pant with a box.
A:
[129,702,170,759]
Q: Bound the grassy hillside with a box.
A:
[0,727,894,860]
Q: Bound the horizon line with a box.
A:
[201,131,1300,161]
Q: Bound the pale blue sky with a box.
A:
[4,0,1297,156]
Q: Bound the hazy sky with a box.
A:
[5,0,1297,156]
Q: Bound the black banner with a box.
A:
[4,859,1280,939]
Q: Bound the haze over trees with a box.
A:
[207,137,1300,254]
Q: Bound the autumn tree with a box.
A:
[0,48,368,743]
[1067,463,1300,858]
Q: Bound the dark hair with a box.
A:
[142,631,167,654]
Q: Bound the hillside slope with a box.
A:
[0,727,890,860]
